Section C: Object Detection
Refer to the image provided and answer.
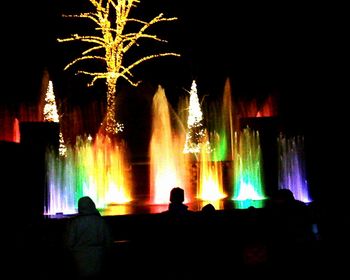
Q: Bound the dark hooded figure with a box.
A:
[65,196,113,279]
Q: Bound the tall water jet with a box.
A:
[196,79,237,206]
[232,127,266,208]
[210,78,237,162]
[45,144,78,215]
[45,134,132,215]
[278,133,311,203]
[0,107,20,142]
[149,86,191,204]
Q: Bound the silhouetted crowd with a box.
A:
[9,188,344,279]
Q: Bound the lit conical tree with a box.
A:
[58,0,180,136]
[183,80,210,153]
[44,80,59,123]
[44,80,67,157]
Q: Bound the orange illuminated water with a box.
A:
[197,143,227,209]
[149,86,192,204]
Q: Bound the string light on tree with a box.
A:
[58,0,180,136]
[183,80,211,153]
[44,80,59,122]
[43,80,67,157]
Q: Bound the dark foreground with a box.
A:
[5,204,348,279]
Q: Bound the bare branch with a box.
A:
[123,13,177,53]
[64,55,106,71]
[58,35,106,47]
[82,45,104,55]
[121,52,181,80]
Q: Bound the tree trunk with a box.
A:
[100,77,122,136]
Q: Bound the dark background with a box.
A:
[2,1,344,105]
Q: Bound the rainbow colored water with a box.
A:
[45,135,132,215]
[39,79,294,215]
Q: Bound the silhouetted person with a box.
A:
[197,203,222,278]
[201,203,216,215]
[166,187,189,215]
[241,207,270,276]
[64,196,113,279]
[267,189,313,275]
[160,188,195,279]
[269,188,306,210]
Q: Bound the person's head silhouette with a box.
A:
[202,203,215,214]
[167,187,189,214]
[170,187,184,204]
[78,196,100,215]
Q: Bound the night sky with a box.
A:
[3,1,341,107]
[1,1,348,201]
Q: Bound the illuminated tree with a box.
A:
[183,80,210,153]
[58,0,180,135]
[44,80,67,156]
[44,80,60,123]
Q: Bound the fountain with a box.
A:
[149,85,191,204]
[277,133,311,203]
[0,76,311,216]
[45,135,132,215]
[44,80,262,215]
[232,127,267,208]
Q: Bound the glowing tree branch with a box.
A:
[58,0,180,135]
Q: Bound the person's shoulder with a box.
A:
[294,199,307,208]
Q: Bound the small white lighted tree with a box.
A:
[44,80,67,157]
[183,80,210,153]
[44,81,60,122]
